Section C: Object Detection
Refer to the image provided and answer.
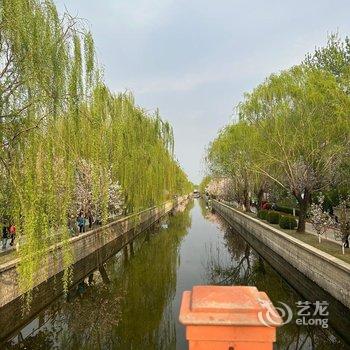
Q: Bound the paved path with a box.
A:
[0,240,15,254]
[0,219,121,261]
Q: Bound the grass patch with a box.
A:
[273,224,350,264]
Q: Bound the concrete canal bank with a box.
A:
[0,196,188,340]
[212,200,350,344]
[212,200,350,310]
[212,200,350,308]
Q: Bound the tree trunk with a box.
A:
[243,178,250,212]
[296,190,311,233]
[257,187,265,209]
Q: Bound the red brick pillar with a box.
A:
[179,285,282,350]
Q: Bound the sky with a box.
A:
[55,0,350,184]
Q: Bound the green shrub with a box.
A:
[279,215,297,230]
[275,204,300,216]
[257,209,268,220]
[267,211,280,224]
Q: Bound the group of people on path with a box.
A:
[2,210,93,253]
[1,224,16,250]
[1,210,96,252]
[76,211,94,234]
[67,210,95,237]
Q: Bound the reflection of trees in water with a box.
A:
[4,328,54,349]
[60,281,122,349]
[198,198,209,218]
[109,204,192,349]
[174,198,194,214]
[4,277,123,350]
[204,214,256,286]
[204,213,349,350]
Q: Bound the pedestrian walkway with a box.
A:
[0,245,15,254]
[0,246,16,265]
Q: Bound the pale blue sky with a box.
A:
[56,0,350,183]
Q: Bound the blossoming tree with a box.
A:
[309,195,334,243]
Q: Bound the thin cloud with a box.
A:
[111,0,176,29]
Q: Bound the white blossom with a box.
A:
[334,196,350,244]
[206,178,235,201]
[108,179,124,218]
[73,160,124,222]
[74,159,94,216]
[309,195,334,242]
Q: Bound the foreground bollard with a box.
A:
[179,285,282,350]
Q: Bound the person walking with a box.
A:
[2,224,8,250]
[9,224,16,246]
[77,213,85,234]
[88,211,93,230]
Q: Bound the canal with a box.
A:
[3,199,350,349]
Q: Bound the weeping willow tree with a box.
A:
[0,0,192,301]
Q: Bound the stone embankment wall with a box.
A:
[212,200,350,309]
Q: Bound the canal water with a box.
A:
[3,199,350,349]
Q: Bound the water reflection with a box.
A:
[111,201,193,349]
[5,276,123,350]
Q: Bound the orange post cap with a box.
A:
[179,285,283,350]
